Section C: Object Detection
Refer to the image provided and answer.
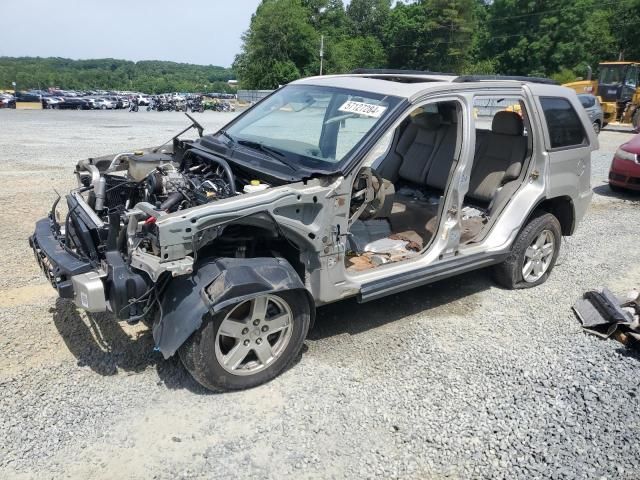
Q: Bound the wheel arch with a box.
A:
[152,256,315,359]
[526,195,575,236]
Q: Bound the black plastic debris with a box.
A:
[573,287,640,344]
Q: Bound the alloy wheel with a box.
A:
[522,229,555,282]
[215,294,293,376]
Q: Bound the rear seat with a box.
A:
[466,111,527,206]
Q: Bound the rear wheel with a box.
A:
[179,290,310,391]
[592,120,601,134]
[493,211,562,289]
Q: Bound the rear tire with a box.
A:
[179,290,310,391]
[492,211,562,289]
[592,121,601,134]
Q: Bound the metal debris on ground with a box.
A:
[573,287,640,345]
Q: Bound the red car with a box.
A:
[609,133,640,191]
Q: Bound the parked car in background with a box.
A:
[136,95,150,106]
[84,98,99,109]
[609,133,640,191]
[578,93,604,134]
[94,98,115,109]
[0,93,15,108]
[42,96,64,109]
[56,97,91,110]
[120,97,130,109]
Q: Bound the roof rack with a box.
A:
[350,68,456,77]
[453,75,559,85]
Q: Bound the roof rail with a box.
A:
[350,68,455,77]
[453,75,559,85]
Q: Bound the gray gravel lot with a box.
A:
[0,110,639,479]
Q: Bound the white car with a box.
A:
[84,98,99,109]
[135,95,150,106]
[94,98,115,110]
[42,97,64,108]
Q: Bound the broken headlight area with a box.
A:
[34,142,272,324]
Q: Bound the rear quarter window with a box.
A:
[578,95,595,108]
[540,97,587,149]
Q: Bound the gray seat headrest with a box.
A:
[411,112,442,130]
[492,111,524,136]
[440,105,458,124]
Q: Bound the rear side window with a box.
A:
[578,95,595,108]
[540,97,587,149]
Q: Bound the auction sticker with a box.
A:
[338,100,386,118]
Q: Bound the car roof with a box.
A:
[291,73,568,102]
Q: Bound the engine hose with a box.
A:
[160,191,184,212]
[106,212,121,251]
[183,149,236,194]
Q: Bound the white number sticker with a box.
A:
[338,100,387,118]
[80,291,89,308]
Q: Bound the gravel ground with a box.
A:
[0,110,639,479]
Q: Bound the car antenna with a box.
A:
[153,113,205,153]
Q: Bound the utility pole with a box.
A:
[319,35,324,76]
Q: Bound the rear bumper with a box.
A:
[609,156,640,190]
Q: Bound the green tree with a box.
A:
[346,0,391,40]
[609,0,640,61]
[481,0,599,77]
[0,57,234,93]
[233,0,319,88]
[384,0,478,73]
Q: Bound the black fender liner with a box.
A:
[152,257,314,359]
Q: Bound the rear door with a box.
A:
[532,89,598,228]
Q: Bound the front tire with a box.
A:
[592,120,601,134]
[179,290,310,391]
[492,211,562,289]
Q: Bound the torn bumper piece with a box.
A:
[573,287,640,342]
[152,257,310,359]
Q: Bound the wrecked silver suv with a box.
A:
[30,71,598,391]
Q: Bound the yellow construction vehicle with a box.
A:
[564,62,640,129]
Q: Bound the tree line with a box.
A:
[0,57,235,93]
[234,0,640,89]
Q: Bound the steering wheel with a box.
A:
[350,167,387,222]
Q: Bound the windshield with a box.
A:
[599,65,625,85]
[224,85,401,167]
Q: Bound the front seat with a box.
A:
[380,112,443,184]
[466,111,527,206]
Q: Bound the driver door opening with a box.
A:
[345,100,463,272]
[344,95,533,273]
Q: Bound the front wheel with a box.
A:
[592,121,601,134]
[179,290,310,391]
[492,211,562,289]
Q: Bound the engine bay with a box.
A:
[77,149,263,216]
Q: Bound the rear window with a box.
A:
[578,95,595,108]
[540,97,587,149]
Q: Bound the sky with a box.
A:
[0,0,263,67]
